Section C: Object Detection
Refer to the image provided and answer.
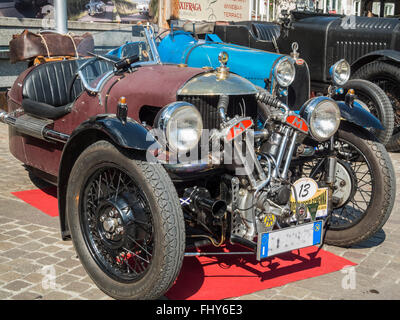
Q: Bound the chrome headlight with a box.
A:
[156,102,203,152]
[274,57,296,87]
[302,97,341,142]
[330,59,351,86]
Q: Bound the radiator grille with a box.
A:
[335,41,389,64]
[178,95,258,129]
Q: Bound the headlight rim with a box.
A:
[155,101,203,153]
[302,97,341,142]
[330,59,351,86]
[274,56,296,88]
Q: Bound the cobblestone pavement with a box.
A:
[0,123,399,300]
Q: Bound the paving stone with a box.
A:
[342,251,368,263]
[20,225,43,232]
[38,236,59,245]
[10,236,33,244]
[42,291,75,300]
[63,281,91,294]
[56,258,82,269]
[11,291,43,300]
[0,241,17,252]
[278,286,311,299]
[36,256,62,266]
[270,294,296,300]
[3,280,32,291]
[23,252,48,261]
[79,288,110,300]
[55,274,81,287]
[80,276,96,286]
[0,263,13,274]
[29,231,52,240]
[253,288,280,299]
[54,250,76,260]
[236,293,264,300]
[0,289,11,299]
[17,241,45,252]
[2,248,28,259]
[23,272,46,284]
[0,271,24,282]
[69,266,88,277]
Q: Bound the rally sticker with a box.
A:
[290,178,328,220]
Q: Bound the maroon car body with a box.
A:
[7,64,204,177]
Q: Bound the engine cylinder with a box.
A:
[261,132,283,158]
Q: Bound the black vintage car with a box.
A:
[213,11,400,150]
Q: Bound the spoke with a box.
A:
[123,258,138,275]
[123,247,150,264]
[115,172,122,201]
[128,235,153,257]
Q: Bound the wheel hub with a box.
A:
[332,161,356,208]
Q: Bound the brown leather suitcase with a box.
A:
[9,30,94,64]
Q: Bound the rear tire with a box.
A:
[353,61,400,151]
[325,123,395,247]
[66,140,185,299]
[333,79,394,146]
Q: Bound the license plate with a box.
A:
[257,221,323,260]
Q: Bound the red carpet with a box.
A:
[12,187,59,217]
[12,188,356,300]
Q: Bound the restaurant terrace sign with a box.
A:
[178,0,249,22]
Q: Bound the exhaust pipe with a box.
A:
[184,187,227,218]
[0,112,69,144]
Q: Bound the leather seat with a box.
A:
[22,58,113,119]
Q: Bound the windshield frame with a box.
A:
[77,24,160,93]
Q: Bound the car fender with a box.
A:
[352,49,400,72]
[336,101,384,130]
[57,115,160,239]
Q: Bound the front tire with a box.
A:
[66,140,185,299]
[325,123,395,246]
[352,61,400,151]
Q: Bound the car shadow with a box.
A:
[25,166,57,198]
[348,228,386,249]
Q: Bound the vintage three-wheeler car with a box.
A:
[0,25,395,299]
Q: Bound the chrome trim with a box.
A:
[164,162,218,174]
[155,101,203,152]
[78,68,114,94]
[329,59,351,86]
[177,72,258,96]
[301,96,341,142]
[273,56,296,88]
[0,112,69,143]
[144,24,161,64]
[281,131,298,179]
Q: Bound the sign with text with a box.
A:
[178,0,249,22]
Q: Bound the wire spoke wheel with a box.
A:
[300,139,373,231]
[373,77,400,134]
[329,139,373,230]
[297,123,395,247]
[81,165,154,283]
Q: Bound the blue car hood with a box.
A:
[158,31,286,88]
